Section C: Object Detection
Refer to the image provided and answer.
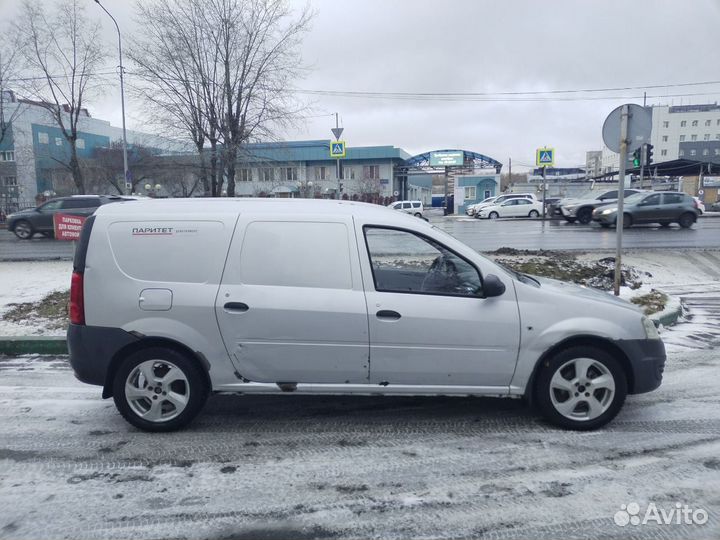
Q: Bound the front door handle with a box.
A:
[376,310,401,320]
[224,302,249,313]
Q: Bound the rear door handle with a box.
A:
[376,310,401,320]
[224,302,249,313]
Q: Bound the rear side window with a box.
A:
[599,191,617,200]
[412,202,421,208]
[662,193,684,204]
[239,221,352,289]
[63,198,99,209]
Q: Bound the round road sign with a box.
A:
[602,104,652,154]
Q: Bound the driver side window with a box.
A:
[364,227,482,297]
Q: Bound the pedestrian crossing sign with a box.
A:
[536,147,554,167]
[330,140,346,158]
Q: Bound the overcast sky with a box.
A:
[4,0,720,171]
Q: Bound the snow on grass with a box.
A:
[0,260,72,336]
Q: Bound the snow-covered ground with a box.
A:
[2,251,719,337]
[0,347,718,539]
[0,261,73,336]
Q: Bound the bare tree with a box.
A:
[211,0,311,196]
[14,0,107,194]
[129,0,226,196]
[0,32,23,147]
[130,0,311,197]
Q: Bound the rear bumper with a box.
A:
[615,338,666,394]
[67,324,138,387]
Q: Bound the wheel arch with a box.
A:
[524,334,634,405]
[102,336,212,399]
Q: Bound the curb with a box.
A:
[0,336,67,355]
[649,295,683,328]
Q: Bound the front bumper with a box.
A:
[560,207,578,217]
[615,338,666,394]
[68,323,139,387]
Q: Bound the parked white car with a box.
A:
[68,198,665,432]
[475,198,544,219]
[466,197,496,216]
[470,193,538,217]
[388,200,423,217]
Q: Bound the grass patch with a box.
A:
[631,290,668,315]
[3,290,69,330]
[490,251,643,291]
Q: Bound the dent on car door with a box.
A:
[359,226,521,387]
[215,217,370,384]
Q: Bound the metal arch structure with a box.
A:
[403,149,503,173]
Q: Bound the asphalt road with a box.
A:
[435,215,720,252]
[3,216,720,261]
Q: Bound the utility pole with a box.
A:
[508,157,512,188]
[614,104,630,296]
[94,0,129,195]
[443,166,449,215]
[639,143,646,188]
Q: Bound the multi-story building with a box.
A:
[585,150,602,178]
[231,140,411,200]
[0,90,181,209]
[593,103,720,173]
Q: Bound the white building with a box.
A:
[594,103,720,173]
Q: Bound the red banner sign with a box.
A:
[53,213,86,241]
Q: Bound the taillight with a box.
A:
[70,271,85,325]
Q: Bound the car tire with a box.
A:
[414,212,422,218]
[622,213,633,229]
[564,217,576,224]
[577,207,593,224]
[112,347,209,432]
[528,210,539,218]
[534,345,627,430]
[678,212,696,229]
[13,220,35,240]
[488,211,499,219]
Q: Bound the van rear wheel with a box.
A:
[112,347,208,432]
[534,346,627,430]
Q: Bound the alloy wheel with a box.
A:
[124,359,190,423]
[549,357,616,421]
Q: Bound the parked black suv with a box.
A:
[7,195,130,239]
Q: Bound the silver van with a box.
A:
[68,199,665,432]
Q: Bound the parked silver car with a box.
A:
[68,199,665,432]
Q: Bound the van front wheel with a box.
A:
[112,347,209,432]
[534,346,627,430]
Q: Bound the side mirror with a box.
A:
[483,274,506,298]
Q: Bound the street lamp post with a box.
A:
[94,0,129,195]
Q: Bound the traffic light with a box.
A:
[632,148,641,167]
[644,144,654,166]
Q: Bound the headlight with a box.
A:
[642,316,660,339]
[601,208,615,215]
